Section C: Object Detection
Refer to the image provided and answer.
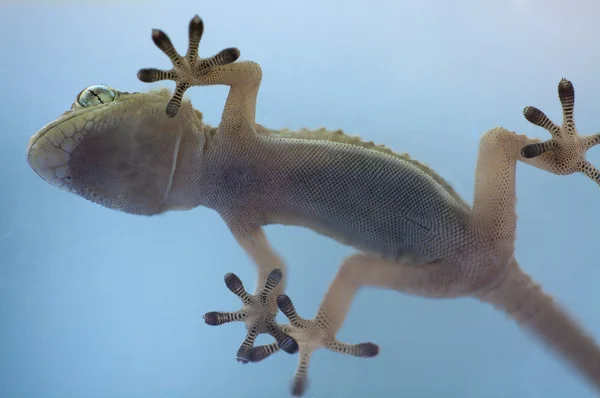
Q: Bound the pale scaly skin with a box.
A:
[26,15,600,397]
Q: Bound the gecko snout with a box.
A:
[27,121,74,191]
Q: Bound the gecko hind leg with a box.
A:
[137,15,240,118]
[203,269,299,363]
[521,78,600,184]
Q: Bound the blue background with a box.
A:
[1,0,600,397]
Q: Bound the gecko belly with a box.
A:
[257,137,470,264]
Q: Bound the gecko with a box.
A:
[26,14,600,397]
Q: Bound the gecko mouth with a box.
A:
[27,111,87,191]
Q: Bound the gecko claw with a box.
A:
[137,14,241,118]
[248,293,379,397]
[520,78,600,185]
[202,269,298,363]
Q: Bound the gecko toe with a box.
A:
[356,342,380,357]
[249,343,280,362]
[277,294,294,313]
[195,47,241,75]
[557,77,575,107]
[236,346,252,364]
[202,311,220,326]
[291,376,308,397]
[265,268,283,286]
[187,14,204,50]
[520,140,558,159]
[150,29,180,66]
[278,335,299,354]
[523,106,553,129]
[224,272,244,293]
[202,310,245,326]
[136,68,176,83]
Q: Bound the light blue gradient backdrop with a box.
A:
[1,1,600,397]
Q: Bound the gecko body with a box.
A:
[27,15,600,396]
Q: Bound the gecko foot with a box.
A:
[249,294,379,397]
[521,78,600,184]
[137,15,241,118]
[202,269,298,363]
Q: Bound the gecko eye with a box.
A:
[77,85,116,107]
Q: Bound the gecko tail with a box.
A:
[477,258,600,391]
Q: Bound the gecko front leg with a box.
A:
[137,14,262,139]
[247,262,381,397]
[203,225,299,362]
[203,268,298,363]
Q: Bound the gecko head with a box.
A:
[27,84,206,215]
